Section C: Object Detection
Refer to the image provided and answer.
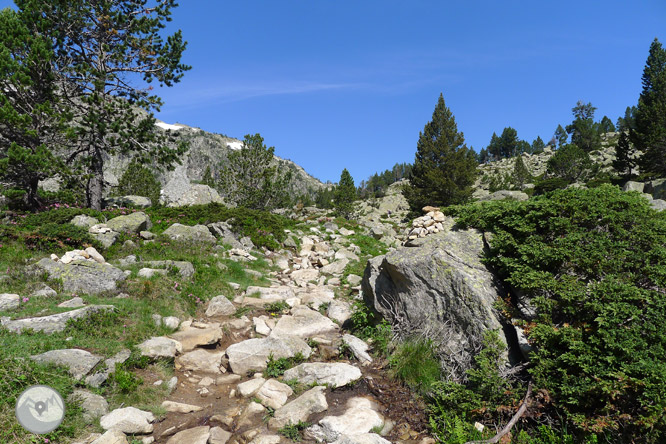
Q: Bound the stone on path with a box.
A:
[238,377,266,398]
[291,269,319,286]
[176,349,226,374]
[90,430,129,444]
[170,325,222,351]
[320,258,349,275]
[342,334,373,364]
[327,300,353,325]
[226,334,312,375]
[256,379,294,409]
[86,349,131,388]
[245,285,295,300]
[208,427,232,444]
[205,295,236,317]
[138,336,182,359]
[31,349,102,380]
[271,306,338,338]
[282,362,362,388]
[100,407,155,434]
[161,400,203,413]
[333,434,392,444]
[316,397,385,442]
[268,386,328,430]
[249,436,281,444]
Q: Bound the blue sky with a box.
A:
[3,1,666,184]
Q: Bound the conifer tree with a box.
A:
[598,116,616,134]
[219,133,292,210]
[613,131,636,179]
[512,155,531,190]
[635,38,666,176]
[531,136,546,153]
[15,0,190,209]
[498,127,520,158]
[404,93,477,211]
[334,168,356,219]
[547,144,593,183]
[116,161,161,206]
[554,125,568,148]
[0,8,69,208]
[566,101,601,152]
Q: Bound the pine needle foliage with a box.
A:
[404,93,477,212]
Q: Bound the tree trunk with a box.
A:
[88,148,104,210]
[25,177,40,209]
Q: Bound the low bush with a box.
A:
[30,223,101,251]
[532,177,570,195]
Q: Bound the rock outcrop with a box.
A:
[362,225,509,379]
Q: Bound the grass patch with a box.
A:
[389,339,441,395]
[264,352,306,378]
[278,421,311,442]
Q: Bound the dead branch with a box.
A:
[464,381,533,444]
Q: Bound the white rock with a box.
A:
[138,268,167,278]
[291,269,320,286]
[245,285,295,300]
[342,334,373,364]
[249,435,281,444]
[176,349,226,374]
[253,317,271,336]
[85,247,105,264]
[269,386,328,430]
[0,293,19,311]
[100,407,155,434]
[170,325,222,351]
[237,377,266,397]
[271,306,338,338]
[161,401,203,413]
[318,397,384,441]
[320,258,349,275]
[138,336,182,358]
[90,430,128,444]
[256,379,294,409]
[282,362,362,388]
[163,316,180,329]
[226,334,312,375]
[209,427,232,444]
[165,425,210,444]
[327,300,353,324]
[205,295,236,317]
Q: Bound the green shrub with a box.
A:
[533,177,570,195]
[450,185,666,440]
[546,143,593,182]
[30,223,101,251]
[278,421,311,442]
[264,352,305,378]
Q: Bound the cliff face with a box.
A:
[102,121,324,206]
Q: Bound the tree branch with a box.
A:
[464,381,533,444]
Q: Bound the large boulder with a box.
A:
[105,195,152,209]
[645,178,666,200]
[362,227,509,379]
[28,258,126,295]
[162,223,217,245]
[168,184,224,207]
[2,305,115,334]
[226,334,312,375]
[106,212,151,233]
[31,349,102,380]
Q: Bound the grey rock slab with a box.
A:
[320,259,349,276]
[68,389,109,423]
[362,228,509,379]
[650,199,666,211]
[175,349,226,374]
[237,377,266,397]
[31,285,57,298]
[138,336,183,359]
[268,386,328,430]
[0,293,19,311]
[342,334,373,364]
[138,268,167,278]
[3,305,114,334]
[106,212,151,234]
[249,436,281,444]
[296,287,335,310]
[282,362,362,388]
[31,349,102,380]
[95,231,120,249]
[28,258,126,295]
[245,285,295,300]
[170,325,222,352]
[90,430,129,444]
[58,297,85,308]
[100,407,155,434]
[226,334,312,375]
[346,274,362,286]
[332,434,391,444]
[291,269,320,286]
[162,223,217,245]
[205,295,236,317]
[208,222,245,250]
[271,306,339,338]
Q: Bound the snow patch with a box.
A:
[227,141,244,151]
[155,121,184,131]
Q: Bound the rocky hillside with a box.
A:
[102,120,325,207]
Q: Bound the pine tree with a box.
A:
[404,93,477,211]
[547,144,593,183]
[486,132,500,160]
[598,116,616,134]
[554,125,568,148]
[635,38,666,176]
[15,0,190,209]
[512,155,531,190]
[531,136,546,153]
[613,131,636,178]
[334,168,356,219]
[566,101,601,152]
[0,8,69,208]
[116,161,161,206]
[219,133,292,210]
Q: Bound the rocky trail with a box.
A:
[4,215,431,444]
